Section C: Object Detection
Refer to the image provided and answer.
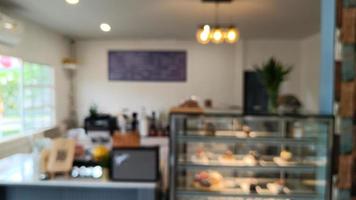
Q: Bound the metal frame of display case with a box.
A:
[169,113,333,200]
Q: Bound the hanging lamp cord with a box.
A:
[214,2,219,27]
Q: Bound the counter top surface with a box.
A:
[0,154,157,189]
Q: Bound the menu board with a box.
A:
[108,50,187,81]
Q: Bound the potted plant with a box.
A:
[89,104,98,117]
[254,57,292,113]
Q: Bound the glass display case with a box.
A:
[169,113,333,200]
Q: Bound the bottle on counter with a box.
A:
[117,113,127,133]
[131,112,139,132]
[148,112,158,137]
[139,107,148,137]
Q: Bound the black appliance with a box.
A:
[84,114,117,135]
[110,147,159,182]
[244,71,268,114]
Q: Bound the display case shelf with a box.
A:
[177,163,319,173]
[169,112,333,200]
[177,135,321,146]
[176,189,319,200]
[176,177,325,200]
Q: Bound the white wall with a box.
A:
[300,33,321,113]
[75,36,321,123]
[75,40,242,122]
[0,16,70,125]
[232,40,245,106]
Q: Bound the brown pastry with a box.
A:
[222,150,234,160]
[242,125,251,134]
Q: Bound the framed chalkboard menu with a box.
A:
[108,50,187,81]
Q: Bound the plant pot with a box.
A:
[267,90,279,114]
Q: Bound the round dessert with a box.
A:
[243,151,258,166]
[209,171,223,185]
[239,182,251,194]
[191,148,209,164]
[280,150,293,161]
[242,125,251,133]
[193,171,223,191]
[218,150,237,165]
[222,150,234,160]
[267,179,286,195]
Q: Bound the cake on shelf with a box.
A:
[193,171,224,191]
[218,150,237,165]
[191,148,210,164]
[242,151,259,166]
[274,149,296,166]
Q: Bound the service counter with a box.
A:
[0,154,158,200]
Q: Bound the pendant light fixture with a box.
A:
[196,25,211,44]
[196,0,240,45]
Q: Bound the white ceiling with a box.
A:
[1,0,320,40]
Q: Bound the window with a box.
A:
[0,55,55,139]
[23,62,55,132]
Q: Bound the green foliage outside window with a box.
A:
[0,56,54,138]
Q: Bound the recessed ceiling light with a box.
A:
[66,0,79,5]
[4,22,14,30]
[100,23,111,32]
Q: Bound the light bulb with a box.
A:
[66,0,79,5]
[196,28,210,44]
[4,22,14,30]
[100,23,111,32]
[203,25,210,32]
[211,28,224,44]
[225,28,240,43]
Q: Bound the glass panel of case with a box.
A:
[170,114,332,200]
[175,168,325,199]
[176,141,327,168]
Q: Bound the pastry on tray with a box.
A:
[242,125,251,134]
[191,148,209,164]
[218,150,237,165]
[193,171,224,191]
[242,151,259,166]
[280,150,293,161]
[273,150,296,166]
[256,179,290,195]
[266,179,286,195]
[239,182,251,194]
